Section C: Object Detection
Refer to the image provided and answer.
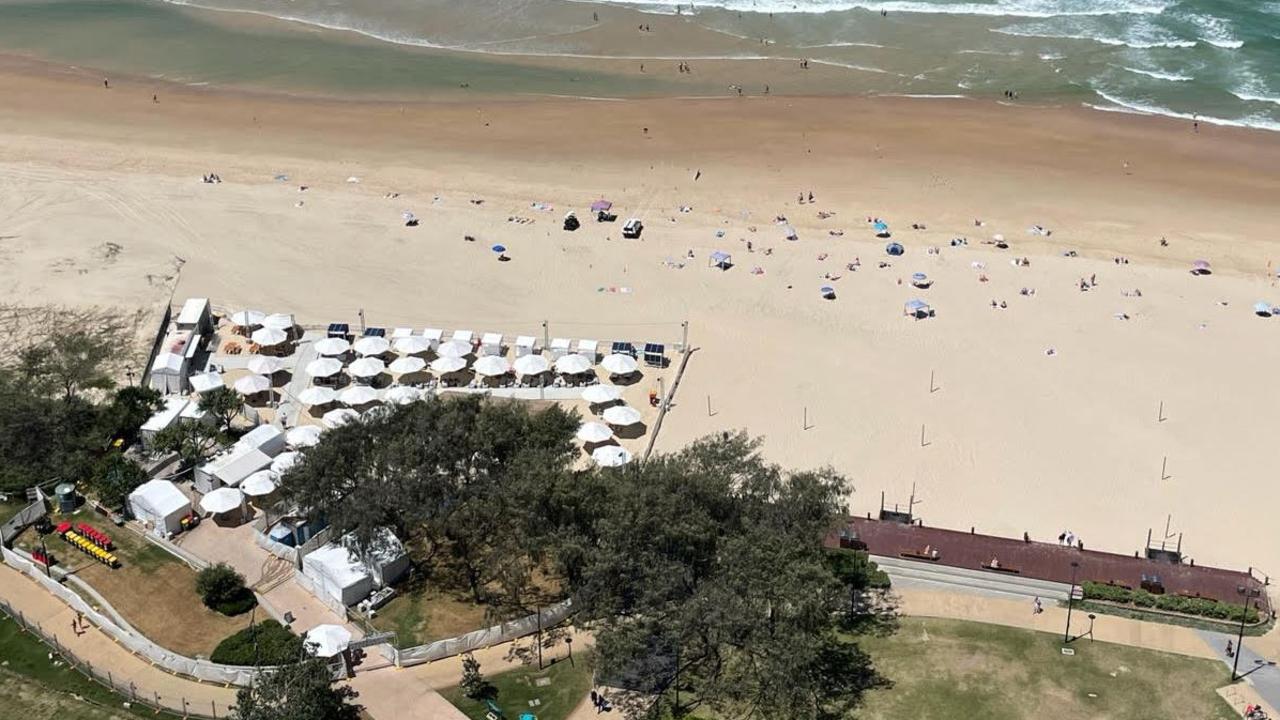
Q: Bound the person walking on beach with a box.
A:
[695,170,701,181]
[103,78,109,89]
[1227,640,1235,657]
[1033,596,1043,614]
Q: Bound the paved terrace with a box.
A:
[830,516,1269,609]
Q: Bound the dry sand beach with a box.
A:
[2,59,1280,578]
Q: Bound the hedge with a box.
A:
[210,620,305,666]
[1081,581,1260,623]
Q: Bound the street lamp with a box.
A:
[1232,586,1262,681]
[124,366,135,387]
[1064,561,1081,643]
[565,636,574,667]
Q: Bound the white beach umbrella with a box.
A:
[430,356,466,374]
[513,354,551,376]
[389,356,427,374]
[393,336,432,355]
[555,354,592,375]
[261,313,295,331]
[472,355,511,377]
[384,386,422,405]
[601,354,639,376]
[286,425,322,448]
[241,471,278,497]
[582,384,623,404]
[576,421,613,444]
[436,339,472,359]
[251,327,288,348]
[305,358,343,379]
[592,445,633,468]
[229,310,265,328]
[348,357,386,379]
[304,624,352,658]
[353,336,390,356]
[603,405,643,426]
[200,487,244,515]
[340,385,380,406]
[313,337,351,356]
[297,386,337,406]
[270,451,300,475]
[247,355,286,376]
[234,374,272,396]
[323,408,360,429]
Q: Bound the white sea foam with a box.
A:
[796,41,891,49]
[592,0,1173,18]
[1118,66,1193,82]
[1088,89,1280,132]
[1182,13,1244,49]
[992,25,1197,49]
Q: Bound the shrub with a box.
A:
[195,563,256,616]
[210,620,305,666]
[1081,582,1131,603]
[1083,581,1261,623]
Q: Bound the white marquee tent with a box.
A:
[128,480,191,536]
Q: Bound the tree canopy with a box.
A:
[231,656,360,720]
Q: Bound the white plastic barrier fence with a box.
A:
[391,599,575,667]
[253,530,299,565]
[292,568,349,620]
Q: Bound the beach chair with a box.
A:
[327,323,349,340]
[611,341,638,358]
[452,330,475,348]
[514,335,537,358]
[643,343,665,368]
[422,328,444,351]
[363,327,386,338]
[576,339,599,363]
[549,338,572,360]
[480,332,504,357]
[391,327,413,339]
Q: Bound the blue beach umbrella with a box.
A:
[885,242,904,256]
[491,244,507,253]
[820,285,836,299]
[873,221,889,233]
[1254,302,1273,316]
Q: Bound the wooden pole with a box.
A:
[1161,456,1168,480]
[1158,400,1165,422]
[707,394,713,417]
[803,406,809,430]
[920,423,927,447]
[930,370,936,393]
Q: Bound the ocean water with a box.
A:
[0,0,1276,129]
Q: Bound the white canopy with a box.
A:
[472,355,511,377]
[251,327,288,347]
[603,405,643,426]
[314,337,351,356]
[323,408,360,429]
[388,356,426,374]
[229,310,265,328]
[513,354,550,376]
[189,371,224,394]
[306,358,343,378]
[340,385,380,406]
[247,356,286,376]
[555,354,592,375]
[298,386,337,405]
[261,313,295,331]
[430,356,466,374]
[348,357,386,379]
[128,480,191,535]
[200,487,244,514]
[384,386,422,405]
[234,374,272,395]
[592,445,633,467]
[601,354,639,376]
[393,336,432,355]
[577,421,613,444]
[582,384,623,404]
[304,624,352,658]
[286,425,323,448]
[241,471,278,497]
[353,336,390,356]
[271,451,300,474]
[436,339,472,359]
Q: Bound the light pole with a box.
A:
[565,636,574,667]
[1232,586,1262,681]
[125,367,135,387]
[1064,561,1080,643]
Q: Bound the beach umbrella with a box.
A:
[601,354,639,376]
[229,310,265,328]
[513,354,551,376]
[603,405,643,426]
[297,386,337,406]
[576,421,613,444]
[591,199,613,212]
[491,244,507,253]
[286,425,322,448]
[353,336,390,356]
[313,337,351,356]
[247,356,286,376]
[992,233,1005,242]
[1255,302,1273,317]
[430,356,466,374]
[555,354,592,375]
[911,272,929,285]
[241,471,278,497]
[323,408,360,429]
[820,285,836,300]
[384,386,422,405]
[872,221,889,233]
[436,340,472,359]
[1192,259,1212,274]
[582,384,623,404]
[270,452,300,474]
[885,242,904,256]
[261,313,294,331]
[200,487,244,515]
[393,336,432,355]
[305,624,352,658]
[340,385,380,406]
[305,358,343,378]
[251,327,288,347]
[781,225,798,241]
[389,356,427,374]
[592,445,633,468]
[473,355,511,377]
[348,357,386,379]
[234,374,272,396]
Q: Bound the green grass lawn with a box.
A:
[856,617,1237,720]
[440,657,593,720]
[0,614,181,720]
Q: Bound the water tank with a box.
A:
[55,483,78,514]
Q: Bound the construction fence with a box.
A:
[387,599,575,667]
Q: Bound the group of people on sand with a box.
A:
[202,172,223,184]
